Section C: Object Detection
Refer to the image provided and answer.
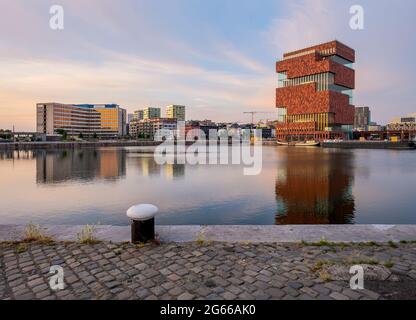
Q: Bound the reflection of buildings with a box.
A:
[36,149,126,184]
[137,157,161,176]
[0,150,35,160]
[275,148,355,224]
[165,163,185,180]
[134,156,185,179]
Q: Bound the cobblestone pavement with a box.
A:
[1,241,416,300]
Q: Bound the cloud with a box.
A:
[219,45,269,73]
[265,0,337,55]
[0,49,275,130]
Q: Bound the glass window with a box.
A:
[329,84,353,104]
[278,72,287,88]
[329,55,353,69]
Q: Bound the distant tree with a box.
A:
[93,132,98,139]
[79,132,84,139]
[56,128,67,140]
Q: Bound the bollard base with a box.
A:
[131,218,155,243]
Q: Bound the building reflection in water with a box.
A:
[275,148,355,224]
[0,150,35,160]
[36,149,126,184]
[133,156,185,180]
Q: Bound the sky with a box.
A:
[0,0,415,131]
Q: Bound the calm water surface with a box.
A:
[0,146,415,225]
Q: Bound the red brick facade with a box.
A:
[276,41,355,141]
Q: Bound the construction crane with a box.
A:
[243,111,274,128]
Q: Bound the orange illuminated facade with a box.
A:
[276,40,355,141]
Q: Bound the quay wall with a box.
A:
[321,141,416,150]
[2,140,415,151]
[0,141,162,150]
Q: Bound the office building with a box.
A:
[36,103,127,137]
[276,40,355,141]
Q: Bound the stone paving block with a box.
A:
[330,292,350,300]
[177,292,195,300]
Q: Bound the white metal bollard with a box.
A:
[126,204,158,243]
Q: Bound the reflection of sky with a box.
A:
[0,147,415,225]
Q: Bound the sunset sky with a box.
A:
[0,0,415,131]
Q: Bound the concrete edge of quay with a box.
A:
[2,140,415,150]
[0,141,162,150]
[1,224,416,243]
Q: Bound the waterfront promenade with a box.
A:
[1,225,416,300]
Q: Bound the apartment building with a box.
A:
[129,118,177,140]
[143,107,161,120]
[166,105,186,121]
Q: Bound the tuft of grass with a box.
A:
[196,232,206,246]
[22,223,53,243]
[388,241,398,248]
[77,225,101,244]
[384,261,394,268]
[366,241,380,247]
[350,259,379,266]
[318,270,332,282]
[300,238,337,247]
[399,240,416,244]
[358,241,380,247]
[15,243,28,253]
[311,260,336,272]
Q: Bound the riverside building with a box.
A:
[36,103,127,137]
[276,40,355,141]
